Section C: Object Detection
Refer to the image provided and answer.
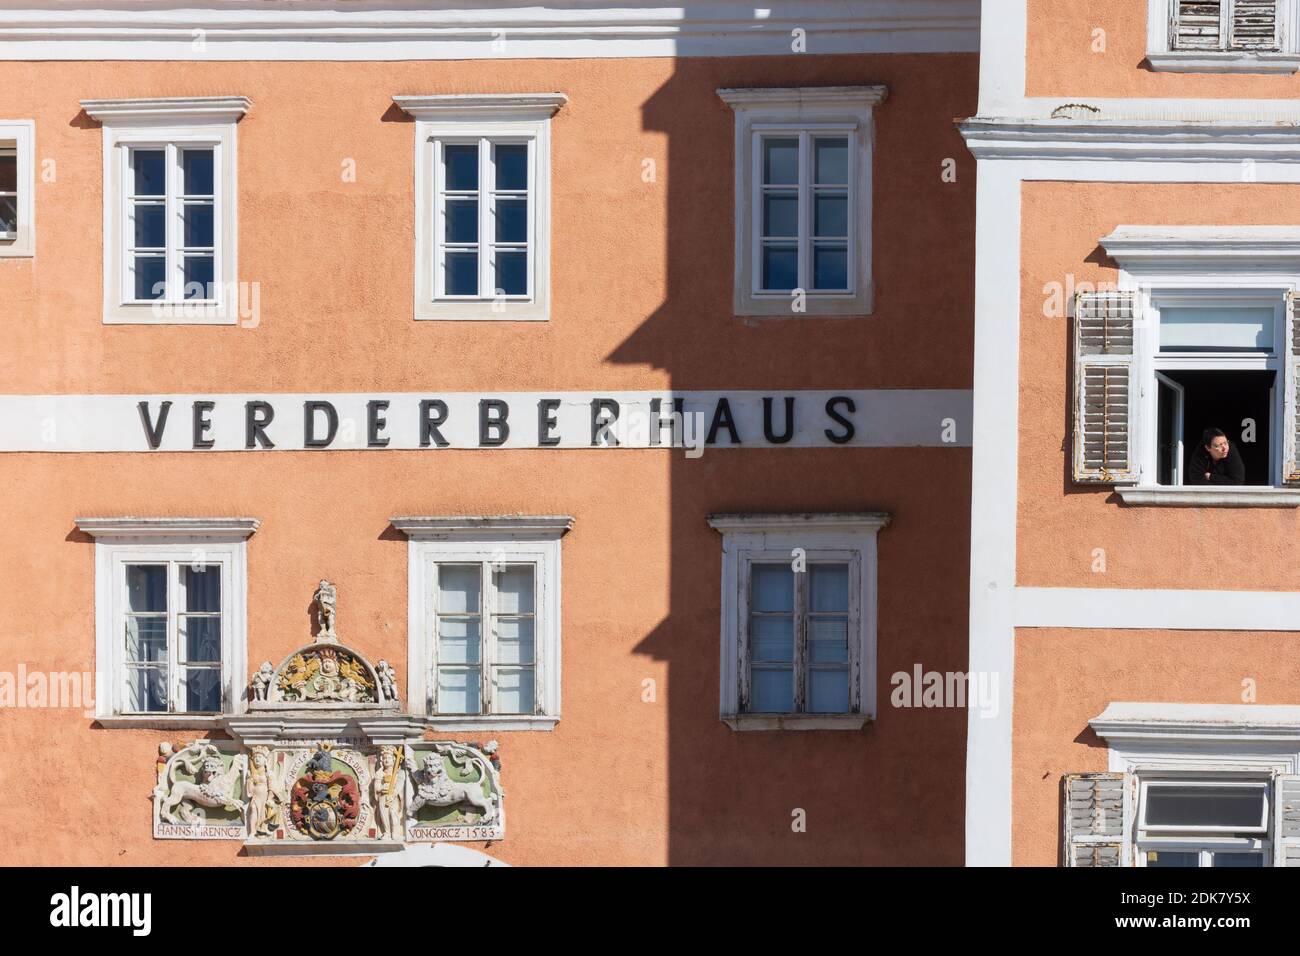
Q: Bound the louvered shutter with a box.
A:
[1230,0,1280,50]
[1063,772,1129,867]
[1173,0,1226,50]
[1072,291,1138,484]
[1284,293,1300,484]
[1275,775,1300,865]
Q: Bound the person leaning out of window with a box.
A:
[1187,427,1245,485]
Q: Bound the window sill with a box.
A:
[734,287,875,319]
[722,713,871,732]
[94,714,228,729]
[1145,52,1300,74]
[1115,486,1300,507]
[425,715,559,732]
[415,300,549,322]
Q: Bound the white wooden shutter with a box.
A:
[1073,291,1138,484]
[1274,774,1300,866]
[1063,772,1129,867]
[1173,0,1226,50]
[1284,293,1300,484]
[1230,0,1280,50]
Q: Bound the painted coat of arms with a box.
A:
[289,746,362,840]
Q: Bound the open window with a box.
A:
[0,120,34,257]
[1136,778,1271,867]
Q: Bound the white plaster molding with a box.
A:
[1015,587,1300,630]
[706,512,891,536]
[959,118,1300,163]
[80,96,251,125]
[75,516,260,538]
[1146,52,1300,73]
[393,93,566,120]
[95,715,226,730]
[723,714,872,732]
[1115,486,1300,507]
[1092,703,1300,746]
[363,843,511,867]
[0,2,981,60]
[1101,226,1300,266]
[391,515,574,538]
[716,86,889,109]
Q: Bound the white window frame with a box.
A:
[1135,775,1273,866]
[393,94,565,322]
[392,515,572,730]
[80,97,248,324]
[76,516,258,727]
[1148,0,1300,72]
[1099,226,1300,505]
[717,87,885,318]
[0,120,35,257]
[708,512,888,731]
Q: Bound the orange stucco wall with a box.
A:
[0,53,976,865]
[1017,181,1300,591]
[1012,627,1300,867]
[1027,0,1300,99]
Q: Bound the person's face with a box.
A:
[1208,435,1230,460]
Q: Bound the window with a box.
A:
[76,516,258,724]
[1137,779,1271,867]
[1076,228,1300,501]
[392,515,571,729]
[393,94,565,321]
[718,87,885,317]
[1148,0,1300,71]
[80,97,249,324]
[0,120,34,257]
[708,513,888,730]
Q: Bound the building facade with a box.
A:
[0,2,978,865]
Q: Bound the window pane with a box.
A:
[809,564,849,612]
[181,667,221,712]
[813,244,848,291]
[751,667,793,712]
[761,244,797,292]
[0,195,15,233]
[494,666,534,714]
[751,565,793,612]
[437,667,481,714]
[808,668,849,713]
[183,565,221,612]
[809,617,848,663]
[814,137,849,185]
[445,251,478,295]
[184,202,214,247]
[183,255,214,299]
[1212,852,1265,867]
[814,193,848,238]
[443,144,478,191]
[125,617,167,662]
[181,149,214,195]
[1144,786,1266,828]
[180,617,221,663]
[133,203,165,249]
[495,617,534,664]
[0,153,14,192]
[1158,306,1274,352]
[495,197,527,243]
[1146,850,1199,867]
[437,618,481,664]
[133,149,165,196]
[134,256,166,300]
[127,565,167,612]
[763,138,798,185]
[763,192,797,238]
[438,565,480,613]
[125,667,167,712]
[495,565,534,614]
[750,615,793,663]
[496,250,527,296]
[445,199,478,243]
[495,143,528,191]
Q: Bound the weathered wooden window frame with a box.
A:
[1148,0,1300,71]
[0,120,34,257]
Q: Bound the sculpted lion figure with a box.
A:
[405,752,496,824]
[160,745,247,825]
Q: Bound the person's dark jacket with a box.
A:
[1187,442,1246,485]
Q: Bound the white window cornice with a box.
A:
[707,512,890,537]
[75,516,260,538]
[80,96,252,126]
[393,93,566,122]
[717,86,889,111]
[1091,702,1300,767]
[1101,226,1300,269]
[391,515,573,539]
